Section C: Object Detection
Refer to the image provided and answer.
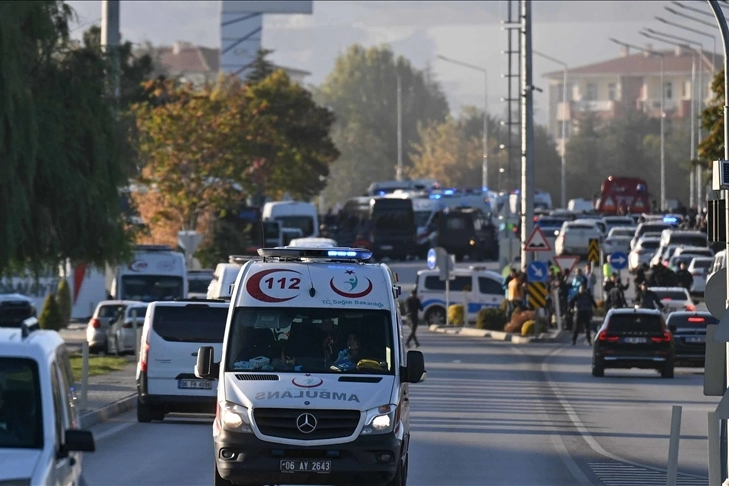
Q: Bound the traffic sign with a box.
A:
[524,226,552,252]
[705,268,727,319]
[553,255,580,275]
[527,282,547,309]
[527,261,549,282]
[587,239,600,264]
[427,248,437,270]
[608,251,628,270]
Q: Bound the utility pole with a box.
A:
[520,0,534,267]
[396,74,403,181]
[101,0,121,108]
[483,73,489,190]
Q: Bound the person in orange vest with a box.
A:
[352,234,372,250]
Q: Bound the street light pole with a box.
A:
[396,74,403,181]
[436,55,489,190]
[657,16,717,73]
[610,38,666,211]
[534,50,568,208]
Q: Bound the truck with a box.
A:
[595,176,651,215]
[105,245,187,302]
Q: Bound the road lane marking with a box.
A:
[93,421,135,442]
[542,344,708,482]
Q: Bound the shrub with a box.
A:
[39,293,63,331]
[476,307,507,330]
[499,299,508,313]
[448,304,464,326]
[56,279,72,328]
[521,320,538,336]
[504,309,535,333]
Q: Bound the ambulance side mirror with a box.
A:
[403,350,426,384]
[195,346,218,379]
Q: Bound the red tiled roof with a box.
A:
[544,49,722,78]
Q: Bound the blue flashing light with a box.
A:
[482,186,489,192]
[378,191,386,196]
[328,250,358,257]
[258,247,373,260]
[444,189,455,195]
[663,216,678,224]
[429,194,442,199]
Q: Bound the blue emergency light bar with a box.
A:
[257,247,373,260]
[663,216,678,224]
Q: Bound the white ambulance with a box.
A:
[194,247,425,486]
[106,245,187,303]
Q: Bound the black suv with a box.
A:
[427,207,498,261]
[0,293,36,328]
[666,311,717,367]
[592,308,675,378]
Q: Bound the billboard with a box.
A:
[220,0,313,79]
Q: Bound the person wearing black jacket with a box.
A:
[568,285,598,345]
[604,274,629,310]
[675,262,694,291]
[636,282,664,310]
[405,290,423,348]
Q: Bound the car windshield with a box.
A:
[0,358,43,449]
[373,210,412,230]
[667,314,718,328]
[653,290,689,301]
[413,210,431,228]
[692,259,712,269]
[225,308,395,375]
[98,304,124,318]
[669,256,693,266]
[639,240,660,250]
[609,228,634,237]
[188,279,211,294]
[151,305,228,343]
[536,219,565,229]
[607,314,663,333]
[568,224,595,230]
[275,216,315,237]
[670,235,708,247]
[120,276,184,302]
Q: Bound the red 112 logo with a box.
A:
[246,269,303,303]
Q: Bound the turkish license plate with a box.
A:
[380,245,393,251]
[624,337,647,344]
[177,379,212,390]
[280,460,331,474]
[685,336,705,343]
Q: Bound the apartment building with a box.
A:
[141,41,310,87]
[543,44,720,155]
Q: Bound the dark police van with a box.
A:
[427,207,498,261]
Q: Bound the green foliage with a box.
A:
[699,69,724,179]
[196,219,252,269]
[0,1,134,273]
[245,48,276,84]
[476,307,507,330]
[316,45,449,204]
[39,293,63,331]
[56,279,72,328]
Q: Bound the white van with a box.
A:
[262,201,320,238]
[0,319,95,485]
[136,300,229,422]
[416,267,505,325]
[106,245,187,302]
[207,257,251,301]
[194,247,425,486]
[709,249,725,282]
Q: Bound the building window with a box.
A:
[557,83,572,102]
[664,81,673,100]
[586,83,597,101]
[608,83,617,101]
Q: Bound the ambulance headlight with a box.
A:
[219,401,253,433]
[360,404,397,435]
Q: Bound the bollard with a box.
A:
[80,341,89,411]
[132,308,139,362]
[709,411,722,486]
[666,405,682,486]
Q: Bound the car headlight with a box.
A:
[218,401,253,433]
[0,480,31,486]
[360,404,398,435]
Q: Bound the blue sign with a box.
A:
[609,251,628,270]
[427,248,437,270]
[527,261,549,282]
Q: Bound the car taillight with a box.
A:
[90,318,101,329]
[598,331,619,342]
[650,331,672,343]
[140,337,150,372]
[685,304,696,311]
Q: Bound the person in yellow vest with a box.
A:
[602,260,613,283]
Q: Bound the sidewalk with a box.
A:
[76,361,137,429]
[427,317,604,344]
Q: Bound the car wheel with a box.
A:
[591,359,605,377]
[214,463,235,486]
[661,361,674,379]
[137,397,155,423]
[424,307,446,326]
[386,453,407,486]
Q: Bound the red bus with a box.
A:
[596,176,651,215]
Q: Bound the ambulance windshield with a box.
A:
[225,308,395,375]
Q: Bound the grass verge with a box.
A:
[69,355,129,382]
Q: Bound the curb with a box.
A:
[79,393,136,429]
[427,324,560,344]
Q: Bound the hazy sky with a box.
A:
[66,1,723,125]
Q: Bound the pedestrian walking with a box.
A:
[405,290,423,348]
[675,262,694,292]
[568,285,598,345]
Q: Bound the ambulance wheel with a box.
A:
[137,397,154,423]
[386,453,407,486]
[424,307,446,326]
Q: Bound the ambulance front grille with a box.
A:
[254,408,361,440]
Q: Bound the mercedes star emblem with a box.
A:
[296,413,317,434]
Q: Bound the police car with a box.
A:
[194,247,426,486]
[415,266,504,325]
[0,318,95,485]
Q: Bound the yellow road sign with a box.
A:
[527,282,547,309]
[588,239,600,264]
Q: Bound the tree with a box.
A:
[56,279,72,328]
[0,1,133,274]
[245,48,276,84]
[196,219,251,269]
[316,45,449,204]
[39,293,63,331]
[699,69,724,182]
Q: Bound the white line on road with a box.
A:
[541,344,708,481]
[93,421,135,442]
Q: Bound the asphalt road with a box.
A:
[82,331,715,486]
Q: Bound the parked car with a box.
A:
[187,269,214,299]
[648,287,696,313]
[602,216,636,234]
[628,236,661,272]
[107,303,148,355]
[86,300,137,354]
[630,222,672,250]
[687,257,713,294]
[666,311,718,367]
[556,220,602,256]
[603,226,635,256]
[592,308,674,378]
